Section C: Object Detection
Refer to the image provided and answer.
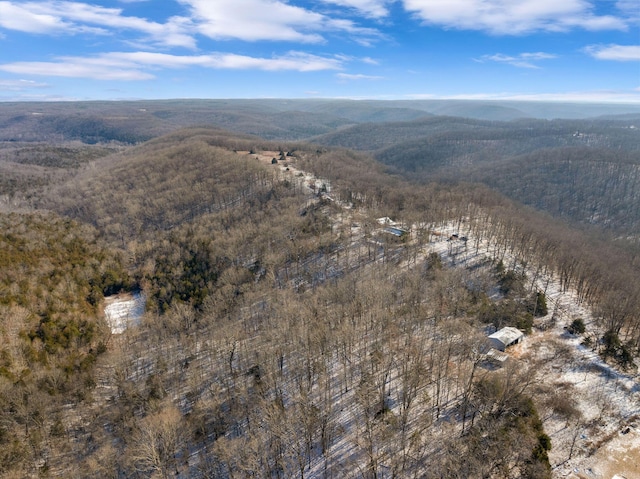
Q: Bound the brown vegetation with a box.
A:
[0,118,638,477]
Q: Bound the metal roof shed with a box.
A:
[487,327,524,352]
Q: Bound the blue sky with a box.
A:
[0,0,638,101]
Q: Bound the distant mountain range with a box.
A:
[2,99,640,144]
[2,98,639,238]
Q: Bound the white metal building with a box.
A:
[487,327,524,352]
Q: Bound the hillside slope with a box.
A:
[2,126,639,478]
[312,116,640,237]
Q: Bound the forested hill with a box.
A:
[311,116,640,238]
[463,147,640,236]
[0,127,637,477]
[313,116,640,155]
[1,101,640,477]
[41,128,279,240]
[2,99,640,145]
[0,101,354,143]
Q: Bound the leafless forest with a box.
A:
[0,101,639,478]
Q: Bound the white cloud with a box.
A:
[0,58,155,81]
[507,90,640,103]
[402,0,627,34]
[206,51,344,71]
[0,1,73,33]
[179,0,326,43]
[0,51,345,80]
[0,1,195,48]
[336,72,383,80]
[362,57,380,65]
[0,78,50,91]
[479,51,557,68]
[320,0,392,18]
[115,50,345,71]
[585,44,640,61]
[0,93,81,101]
[616,0,640,18]
[178,0,382,44]
[324,18,384,46]
[50,2,194,47]
[407,89,640,103]
[0,0,384,50]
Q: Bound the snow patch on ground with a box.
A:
[104,292,145,334]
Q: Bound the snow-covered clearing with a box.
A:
[104,292,145,334]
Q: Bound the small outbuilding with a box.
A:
[487,327,524,352]
[377,217,396,226]
[485,348,510,365]
[384,226,408,237]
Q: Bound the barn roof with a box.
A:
[488,327,524,346]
